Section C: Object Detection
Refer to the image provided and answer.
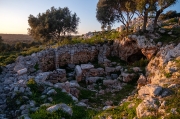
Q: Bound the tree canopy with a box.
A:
[96,0,177,32]
[28,7,80,42]
[96,0,136,32]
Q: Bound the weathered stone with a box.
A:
[46,103,72,115]
[54,82,70,93]
[136,97,158,118]
[103,79,117,86]
[137,75,147,88]
[86,77,103,84]
[17,68,27,75]
[105,67,115,73]
[75,65,82,82]
[138,84,162,98]
[111,74,118,79]
[80,64,94,70]
[121,72,134,82]
[76,102,87,107]
[47,69,66,83]
[89,68,104,77]
[47,89,57,95]
[70,88,79,98]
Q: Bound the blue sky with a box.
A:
[0,0,180,34]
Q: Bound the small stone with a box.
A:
[47,89,57,95]
[48,97,53,102]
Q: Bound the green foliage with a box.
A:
[72,106,98,119]
[28,6,80,41]
[155,27,180,44]
[30,105,97,119]
[164,82,180,118]
[131,58,149,67]
[27,78,44,104]
[164,72,172,78]
[20,46,42,56]
[30,106,71,119]
[0,46,43,67]
[107,56,127,66]
[79,84,135,108]
[94,97,142,119]
[52,88,74,105]
[96,0,136,32]
[163,18,178,25]
[159,10,179,20]
[34,63,39,71]
[78,88,96,100]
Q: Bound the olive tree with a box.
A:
[28,7,80,42]
[96,0,136,32]
[153,0,177,28]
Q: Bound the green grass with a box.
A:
[0,46,43,66]
[94,97,142,119]
[131,58,149,67]
[34,63,39,71]
[107,56,127,66]
[30,106,71,119]
[155,26,180,44]
[78,83,136,108]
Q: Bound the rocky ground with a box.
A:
[0,18,180,119]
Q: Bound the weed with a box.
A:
[30,106,71,119]
[164,72,172,78]
[131,58,149,67]
[94,97,142,119]
[107,56,127,66]
[34,63,39,71]
[78,88,96,100]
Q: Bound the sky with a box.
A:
[0,0,180,35]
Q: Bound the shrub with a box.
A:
[132,58,149,67]
[164,72,172,78]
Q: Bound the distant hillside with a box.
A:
[0,34,34,45]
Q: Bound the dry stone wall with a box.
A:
[55,44,98,67]
[13,44,110,74]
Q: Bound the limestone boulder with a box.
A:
[146,43,180,85]
[121,72,135,82]
[46,103,72,115]
[54,82,70,93]
[137,75,147,88]
[112,34,157,61]
[80,64,94,70]
[136,97,158,118]
[35,72,51,83]
[138,84,162,98]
